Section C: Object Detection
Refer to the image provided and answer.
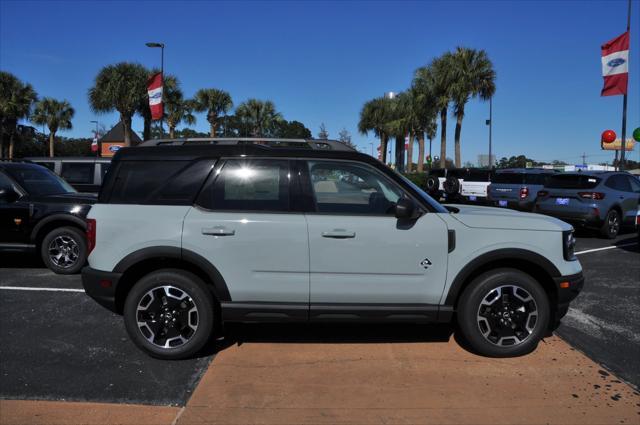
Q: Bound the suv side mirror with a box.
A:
[0,187,20,203]
[395,197,418,219]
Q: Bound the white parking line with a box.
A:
[0,286,84,292]
[575,242,637,256]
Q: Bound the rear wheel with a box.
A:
[41,226,87,275]
[457,269,550,357]
[123,269,215,359]
[600,209,620,239]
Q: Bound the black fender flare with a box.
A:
[444,248,561,306]
[113,246,232,302]
[31,214,87,242]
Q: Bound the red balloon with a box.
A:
[601,129,617,144]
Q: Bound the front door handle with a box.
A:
[322,229,356,239]
[202,226,235,236]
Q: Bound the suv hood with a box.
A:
[445,204,571,232]
[31,192,97,204]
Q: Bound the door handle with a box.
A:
[321,229,356,239]
[202,226,235,236]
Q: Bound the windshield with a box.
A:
[397,173,449,213]
[6,165,76,196]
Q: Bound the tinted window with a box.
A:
[61,163,94,184]
[628,176,640,193]
[308,160,402,215]
[493,173,524,184]
[35,161,55,171]
[605,175,632,192]
[523,174,551,185]
[107,160,191,204]
[546,174,601,189]
[198,159,290,212]
[4,165,75,196]
[0,171,13,189]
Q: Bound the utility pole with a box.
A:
[487,96,493,169]
[582,152,587,166]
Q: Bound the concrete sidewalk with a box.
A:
[2,336,639,425]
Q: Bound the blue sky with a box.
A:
[1,0,638,165]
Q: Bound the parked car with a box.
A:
[0,161,96,273]
[488,168,558,211]
[535,171,640,238]
[82,138,583,360]
[25,157,111,193]
[426,168,493,204]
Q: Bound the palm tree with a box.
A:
[0,71,37,159]
[88,62,148,146]
[235,99,282,137]
[358,97,390,163]
[165,86,196,139]
[383,93,412,173]
[193,88,233,137]
[450,47,496,167]
[424,117,437,169]
[410,86,439,173]
[31,98,75,157]
[414,53,455,168]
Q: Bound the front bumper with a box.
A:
[81,266,122,313]
[553,271,584,321]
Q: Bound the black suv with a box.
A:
[0,162,96,274]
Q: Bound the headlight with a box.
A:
[563,229,577,261]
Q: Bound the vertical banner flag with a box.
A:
[601,31,629,96]
[91,132,98,152]
[147,72,163,119]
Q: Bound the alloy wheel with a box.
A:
[48,235,79,269]
[476,285,538,347]
[136,285,199,349]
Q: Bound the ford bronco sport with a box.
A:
[82,138,584,359]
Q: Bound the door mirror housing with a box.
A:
[0,187,20,203]
[395,197,419,219]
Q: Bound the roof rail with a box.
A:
[138,137,356,151]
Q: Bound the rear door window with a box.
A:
[61,163,94,184]
[605,175,632,192]
[546,174,601,189]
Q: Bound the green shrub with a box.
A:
[402,172,428,188]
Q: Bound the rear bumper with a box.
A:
[491,199,535,211]
[535,204,602,227]
[81,266,122,313]
[553,271,584,321]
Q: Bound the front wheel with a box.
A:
[457,268,550,357]
[123,269,215,359]
[41,226,87,274]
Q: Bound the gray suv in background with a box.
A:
[489,168,557,211]
[535,171,640,238]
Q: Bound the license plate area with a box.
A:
[498,200,508,207]
[555,198,570,205]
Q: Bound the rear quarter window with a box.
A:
[102,159,215,204]
[546,174,601,189]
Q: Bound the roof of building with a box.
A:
[99,122,143,144]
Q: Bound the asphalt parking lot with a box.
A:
[0,231,639,423]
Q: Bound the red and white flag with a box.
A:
[147,72,163,119]
[91,132,98,152]
[601,31,629,96]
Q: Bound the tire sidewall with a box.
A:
[457,268,550,357]
[123,269,214,360]
[40,226,87,275]
[600,210,620,239]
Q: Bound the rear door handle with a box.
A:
[202,226,235,236]
[322,229,356,239]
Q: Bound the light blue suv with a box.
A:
[81,138,584,360]
[535,171,640,238]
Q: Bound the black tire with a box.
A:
[123,269,215,360]
[457,268,550,357]
[599,209,620,239]
[444,176,460,195]
[425,176,440,194]
[40,226,87,275]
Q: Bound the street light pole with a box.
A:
[90,120,99,158]
[487,96,493,169]
[369,142,374,157]
[146,42,165,138]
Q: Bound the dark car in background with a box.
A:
[488,168,558,211]
[535,171,640,238]
[25,157,111,193]
[0,162,96,273]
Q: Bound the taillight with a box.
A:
[636,213,640,227]
[537,190,548,198]
[86,218,96,255]
[578,192,605,200]
[519,187,529,200]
